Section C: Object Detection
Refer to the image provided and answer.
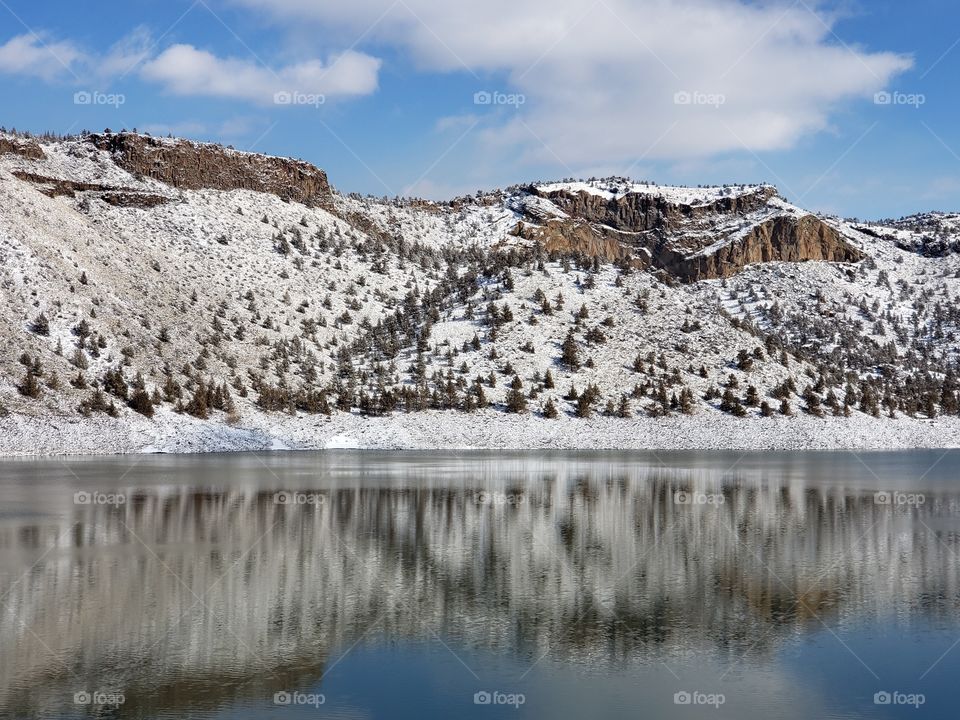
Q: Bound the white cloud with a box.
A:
[434,113,480,133]
[0,34,85,81]
[0,29,152,83]
[233,0,912,164]
[96,27,153,78]
[140,44,381,104]
[0,29,380,108]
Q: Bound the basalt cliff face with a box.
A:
[513,219,635,264]
[87,133,333,207]
[654,214,863,282]
[513,183,863,281]
[536,184,776,233]
[0,135,45,160]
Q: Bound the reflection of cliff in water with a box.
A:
[2,462,960,716]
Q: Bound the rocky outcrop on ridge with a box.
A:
[88,133,333,207]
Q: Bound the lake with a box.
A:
[0,450,957,719]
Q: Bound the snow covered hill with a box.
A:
[2,130,959,454]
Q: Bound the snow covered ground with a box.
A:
[2,407,959,456]
[535,178,770,205]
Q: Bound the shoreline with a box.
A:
[1,408,959,457]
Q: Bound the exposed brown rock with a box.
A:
[337,209,395,245]
[12,171,109,198]
[0,136,45,160]
[537,185,776,235]
[87,133,332,208]
[655,214,863,282]
[522,186,862,281]
[98,192,170,208]
[12,170,169,207]
[512,220,637,265]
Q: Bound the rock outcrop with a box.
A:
[88,133,333,208]
[512,220,636,264]
[656,214,863,281]
[11,170,170,207]
[521,186,862,281]
[0,136,45,160]
[536,185,777,235]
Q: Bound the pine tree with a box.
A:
[472,379,488,408]
[803,386,823,417]
[129,389,154,418]
[560,331,580,369]
[31,313,50,336]
[71,348,89,370]
[103,368,128,400]
[18,370,40,398]
[186,378,209,419]
[720,388,737,413]
[505,376,528,413]
[542,397,559,418]
[575,383,600,418]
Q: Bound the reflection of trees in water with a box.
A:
[2,466,960,717]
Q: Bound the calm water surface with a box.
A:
[1,450,959,719]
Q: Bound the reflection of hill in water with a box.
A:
[2,459,960,716]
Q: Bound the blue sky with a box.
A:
[0,0,957,219]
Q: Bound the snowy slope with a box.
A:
[1,131,959,454]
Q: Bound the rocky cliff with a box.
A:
[88,133,333,207]
[657,214,863,281]
[0,136,45,160]
[518,185,862,280]
[535,184,776,234]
